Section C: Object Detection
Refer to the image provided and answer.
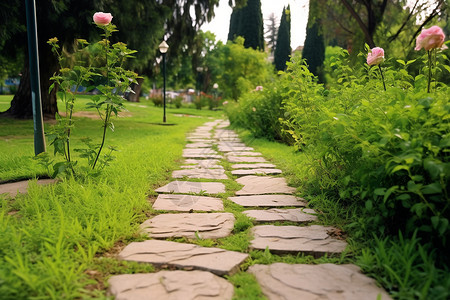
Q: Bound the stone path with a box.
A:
[108,119,391,299]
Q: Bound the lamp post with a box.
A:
[213,83,218,109]
[159,41,169,123]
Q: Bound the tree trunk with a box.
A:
[2,41,58,119]
[125,77,144,102]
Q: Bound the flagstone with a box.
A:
[217,142,247,147]
[118,240,248,276]
[182,159,223,169]
[155,181,226,194]
[182,153,223,159]
[227,156,268,163]
[183,148,218,155]
[235,176,296,195]
[185,138,214,143]
[231,163,277,169]
[108,270,234,300]
[231,168,283,176]
[218,146,255,152]
[172,168,228,180]
[243,208,317,223]
[228,195,306,207]
[152,194,224,212]
[185,142,213,148]
[0,179,57,198]
[248,263,392,300]
[224,151,261,156]
[140,212,235,239]
[250,225,347,256]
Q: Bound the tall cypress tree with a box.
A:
[227,0,264,51]
[274,5,291,71]
[302,0,325,82]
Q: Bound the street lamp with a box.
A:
[159,41,169,123]
[213,83,218,109]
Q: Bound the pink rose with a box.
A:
[93,12,113,26]
[367,47,384,66]
[255,86,263,91]
[415,26,446,51]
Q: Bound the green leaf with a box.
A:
[365,200,373,211]
[421,183,442,194]
[374,188,386,196]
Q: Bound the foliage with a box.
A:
[302,0,325,82]
[274,5,291,71]
[226,45,450,273]
[227,0,264,51]
[207,37,273,100]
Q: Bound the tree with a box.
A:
[0,0,222,118]
[227,0,264,50]
[274,6,291,71]
[302,0,325,82]
[207,37,272,100]
[265,13,278,55]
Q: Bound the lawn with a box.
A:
[0,95,227,298]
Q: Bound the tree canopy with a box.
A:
[274,5,291,71]
[227,0,264,50]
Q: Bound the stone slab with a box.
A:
[119,240,248,276]
[248,263,391,300]
[186,133,212,139]
[182,159,223,169]
[152,194,224,212]
[232,169,283,176]
[182,154,223,159]
[140,212,235,239]
[172,169,228,180]
[228,195,306,207]
[183,148,218,155]
[185,142,213,148]
[218,146,255,152]
[225,151,261,156]
[231,163,277,169]
[235,176,296,195]
[250,225,347,256]
[217,142,247,147]
[227,156,268,163]
[243,208,317,223]
[217,138,243,142]
[185,138,214,143]
[0,179,57,198]
[108,270,234,300]
[155,181,226,194]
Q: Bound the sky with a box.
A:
[201,0,309,48]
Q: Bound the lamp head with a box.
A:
[159,41,169,54]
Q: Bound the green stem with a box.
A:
[427,50,432,93]
[378,65,386,91]
[92,105,111,169]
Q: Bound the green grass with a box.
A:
[0,96,225,298]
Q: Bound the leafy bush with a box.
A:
[150,95,163,107]
[225,47,450,264]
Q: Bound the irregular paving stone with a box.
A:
[250,225,347,256]
[218,146,255,152]
[248,263,392,300]
[217,137,242,142]
[183,148,218,155]
[235,176,296,195]
[172,168,228,180]
[217,142,247,147]
[152,194,224,212]
[185,138,214,143]
[0,179,57,198]
[182,159,223,169]
[227,156,268,163]
[141,213,235,239]
[224,151,261,156]
[155,181,226,194]
[185,142,213,148]
[216,121,230,128]
[108,270,234,300]
[119,240,248,276]
[228,195,306,207]
[243,208,317,223]
[183,153,223,159]
[231,163,277,169]
[232,168,283,176]
[186,134,212,139]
